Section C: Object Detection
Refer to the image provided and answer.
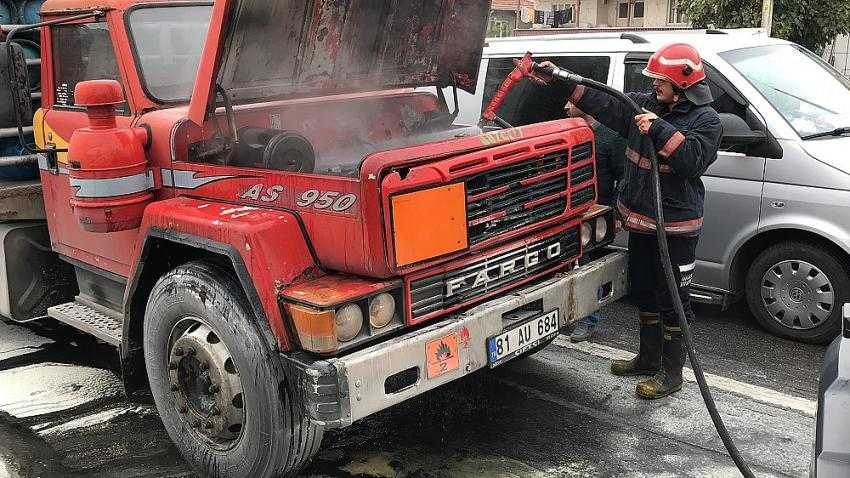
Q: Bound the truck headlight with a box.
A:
[335,304,364,342]
[369,293,396,329]
[595,217,608,242]
[581,223,592,247]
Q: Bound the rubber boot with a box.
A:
[611,313,662,377]
[636,325,686,399]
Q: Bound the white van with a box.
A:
[452,29,850,343]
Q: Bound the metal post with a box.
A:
[761,0,774,36]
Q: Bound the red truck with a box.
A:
[0,0,628,476]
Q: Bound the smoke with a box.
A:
[229,92,481,177]
[206,0,493,176]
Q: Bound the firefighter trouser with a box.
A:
[628,232,698,335]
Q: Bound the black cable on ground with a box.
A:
[540,67,757,478]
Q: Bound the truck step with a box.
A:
[47,302,123,346]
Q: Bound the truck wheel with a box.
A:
[745,242,848,344]
[143,261,322,478]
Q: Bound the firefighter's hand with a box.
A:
[634,112,658,135]
[537,61,558,76]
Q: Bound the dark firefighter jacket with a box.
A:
[565,82,722,236]
[591,122,627,207]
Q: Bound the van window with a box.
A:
[52,22,127,113]
[482,56,610,126]
[624,59,750,150]
[721,44,850,139]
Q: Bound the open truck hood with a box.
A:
[189,0,492,125]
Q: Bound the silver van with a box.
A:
[452,29,850,343]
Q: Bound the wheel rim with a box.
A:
[760,260,835,331]
[167,317,245,449]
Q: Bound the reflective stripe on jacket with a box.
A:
[566,82,722,236]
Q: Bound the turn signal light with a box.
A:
[391,184,468,266]
[285,304,337,353]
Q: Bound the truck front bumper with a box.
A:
[285,250,628,429]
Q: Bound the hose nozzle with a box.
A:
[532,62,585,84]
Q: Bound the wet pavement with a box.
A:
[0,301,824,478]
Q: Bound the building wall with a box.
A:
[529,0,682,29]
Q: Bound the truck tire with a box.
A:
[745,242,848,344]
[143,261,322,478]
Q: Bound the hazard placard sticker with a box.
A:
[425,334,459,379]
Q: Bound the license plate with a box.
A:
[487,309,560,368]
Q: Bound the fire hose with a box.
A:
[481,53,756,478]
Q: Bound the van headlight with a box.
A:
[335,304,364,342]
[369,293,396,329]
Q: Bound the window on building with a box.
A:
[487,19,512,38]
[618,2,629,19]
[668,0,687,24]
[633,1,645,18]
[52,22,126,113]
[618,1,645,20]
[482,56,611,126]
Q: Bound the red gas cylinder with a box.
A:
[68,80,152,233]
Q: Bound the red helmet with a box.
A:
[643,43,713,105]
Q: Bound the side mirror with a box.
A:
[719,112,765,148]
[0,42,33,128]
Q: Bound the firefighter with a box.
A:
[541,43,722,399]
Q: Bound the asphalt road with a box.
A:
[0,301,825,478]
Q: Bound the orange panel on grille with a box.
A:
[391,184,468,267]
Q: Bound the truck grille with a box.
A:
[463,141,595,245]
[572,142,593,162]
[409,228,580,320]
[571,186,596,208]
[466,152,569,245]
[570,164,594,186]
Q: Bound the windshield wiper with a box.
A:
[801,127,850,140]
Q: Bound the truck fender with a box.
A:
[120,197,318,395]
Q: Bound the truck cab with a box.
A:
[0,1,627,476]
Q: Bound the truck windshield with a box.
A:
[720,44,850,139]
[127,5,213,102]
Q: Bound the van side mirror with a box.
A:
[719,113,765,148]
[0,42,33,128]
[718,112,783,159]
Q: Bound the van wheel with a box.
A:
[144,261,322,478]
[745,242,848,344]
